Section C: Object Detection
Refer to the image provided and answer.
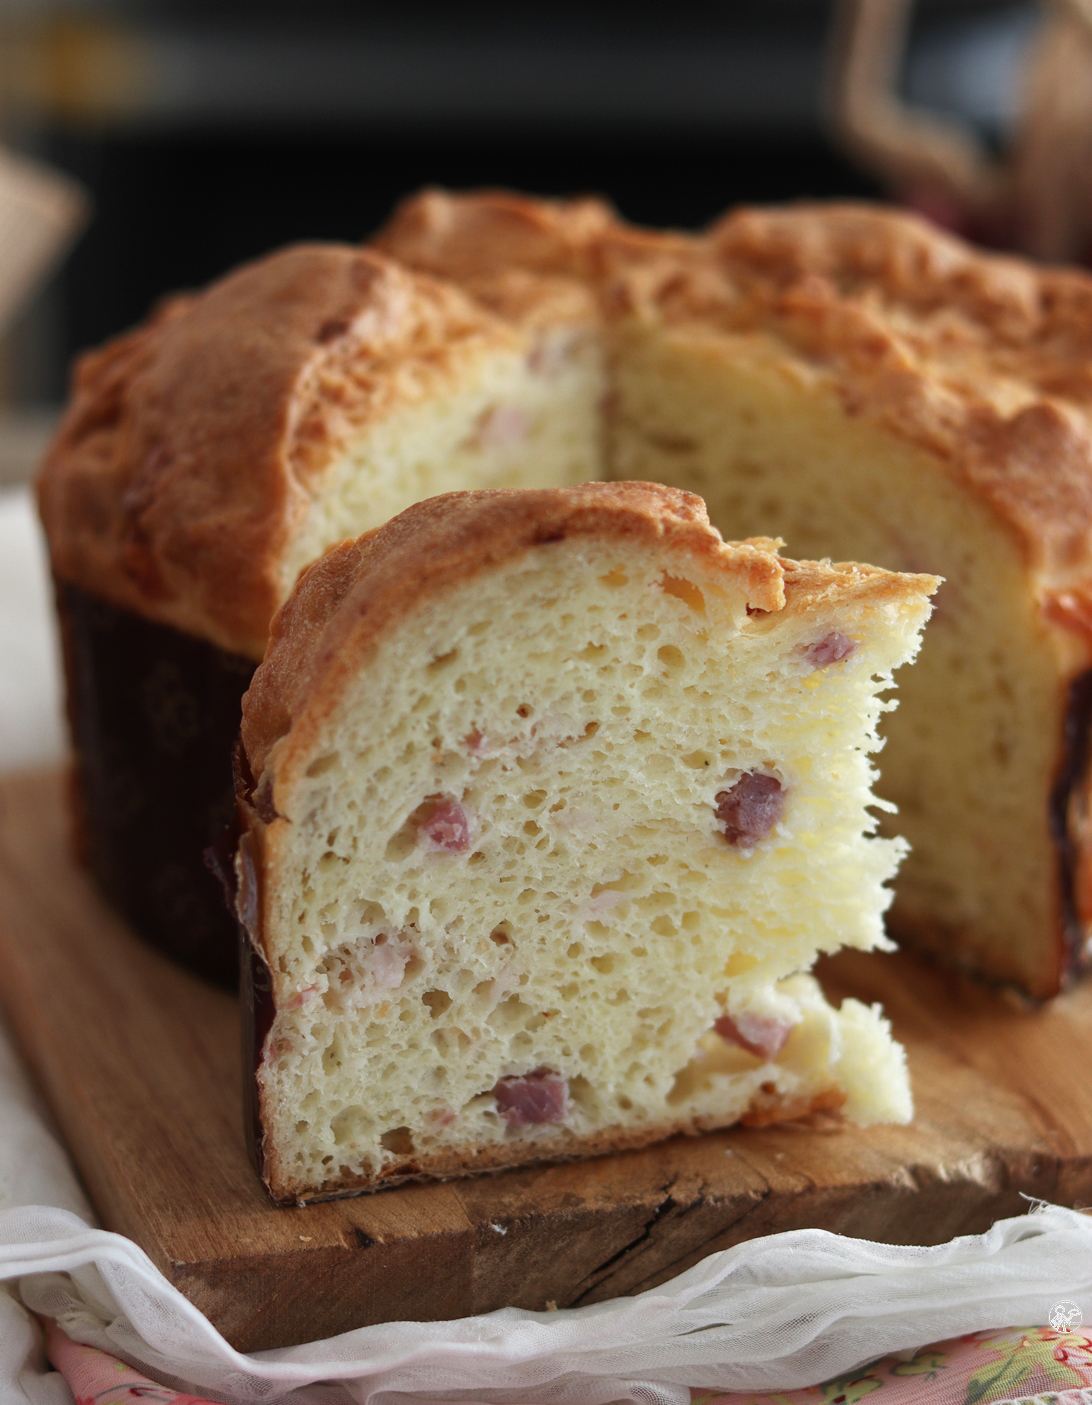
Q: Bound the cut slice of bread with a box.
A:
[235,482,936,1201]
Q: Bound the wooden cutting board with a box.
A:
[1,767,1090,1353]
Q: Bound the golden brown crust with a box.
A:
[239,480,936,787]
[374,186,620,282]
[38,244,521,658]
[374,187,616,331]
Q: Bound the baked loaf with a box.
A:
[236,482,935,1201]
[41,190,1092,998]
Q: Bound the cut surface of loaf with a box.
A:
[237,483,936,1201]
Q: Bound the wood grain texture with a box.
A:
[0,767,1089,1352]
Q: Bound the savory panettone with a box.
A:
[235,482,935,1201]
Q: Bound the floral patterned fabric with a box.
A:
[41,1319,1092,1405]
[694,1328,1092,1405]
[42,1320,213,1405]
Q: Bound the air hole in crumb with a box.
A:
[599,567,628,588]
[681,750,713,769]
[567,1075,596,1111]
[658,645,685,670]
[305,753,339,778]
[423,989,452,1018]
[660,573,706,615]
[490,922,513,944]
[380,1127,415,1155]
[331,1105,365,1145]
[428,649,459,671]
[523,790,547,809]
[516,704,532,718]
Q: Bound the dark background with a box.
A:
[2,0,1038,402]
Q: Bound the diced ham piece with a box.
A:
[714,1011,795,1060]
[802,632,857,669]
[370,936,410,990]
[715,773,784,846]
[417,797,472,853]
[493,1070,570,1126]
[475,405,530,448]
[584,886,629,920]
